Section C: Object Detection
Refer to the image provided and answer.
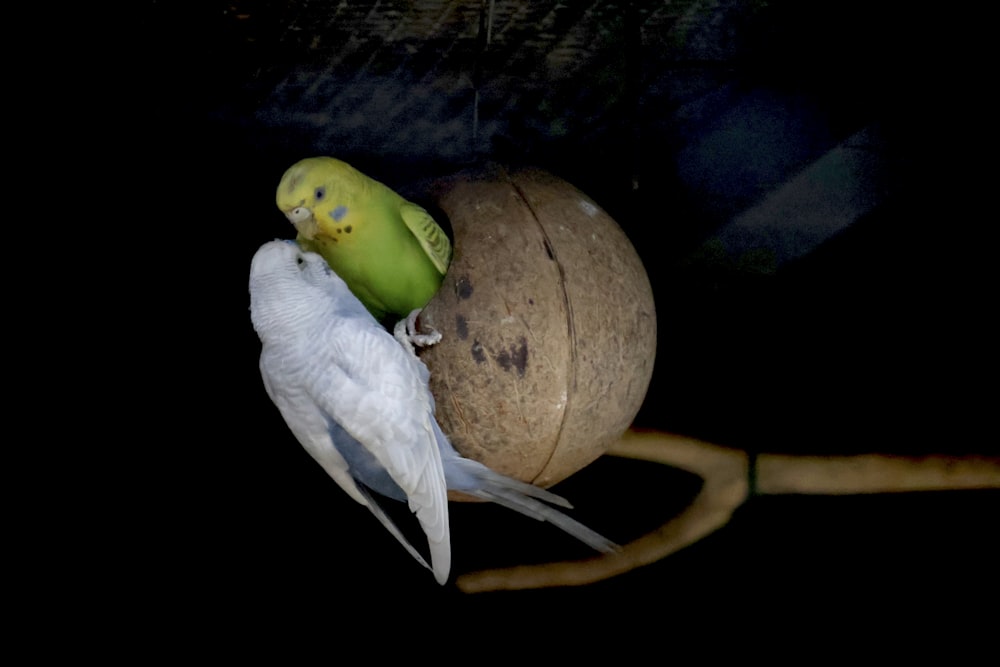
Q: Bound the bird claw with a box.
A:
[394,308,441,356]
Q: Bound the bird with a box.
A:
[249,239,618,584]
[275,156,451,323]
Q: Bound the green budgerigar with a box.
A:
[276,156,452,322]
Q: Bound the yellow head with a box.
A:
[275,157,367,240]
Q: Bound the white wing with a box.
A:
[252,241,450,583]
[306,316,450,583]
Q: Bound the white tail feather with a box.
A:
[455,463,619,554]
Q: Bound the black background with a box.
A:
[107,0,996,646]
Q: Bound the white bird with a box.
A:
[249,240,617,584]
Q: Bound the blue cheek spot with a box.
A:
[330,206,348,222]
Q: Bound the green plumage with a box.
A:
[276,157,451,321]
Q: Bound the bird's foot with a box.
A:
[394,308,441,356]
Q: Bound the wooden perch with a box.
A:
[455,428,1000,593]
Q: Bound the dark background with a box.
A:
[122,0,994,643]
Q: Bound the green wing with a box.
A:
[399,202,452,276]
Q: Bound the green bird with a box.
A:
[276,156,452,322]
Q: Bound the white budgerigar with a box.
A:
[249,240,618,584]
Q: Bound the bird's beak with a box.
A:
[286,206,312,224]
[284,206,317,238]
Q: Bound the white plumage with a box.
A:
[249,240,616,584]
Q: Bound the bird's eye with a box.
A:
[315,186,326,201]
[296,255,305,266]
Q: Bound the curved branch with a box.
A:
[456,430,748,593]
[456,429,1000,593]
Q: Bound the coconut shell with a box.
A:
[419,167,656,488]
